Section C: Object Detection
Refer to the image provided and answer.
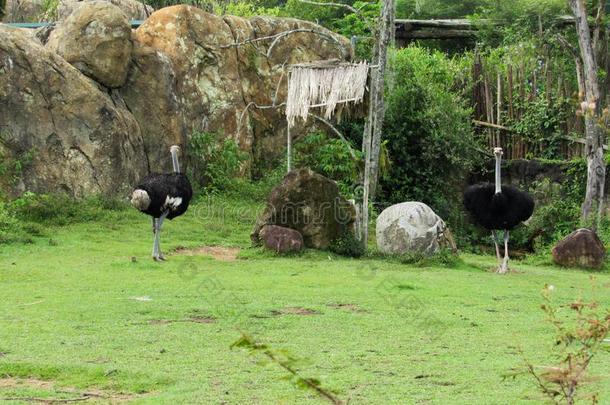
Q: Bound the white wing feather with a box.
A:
[164,196,183,211]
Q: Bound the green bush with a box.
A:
[294,132,362,197]
[380,46,482,240]
[0,192,131,244]
[188,131,249,194]
[329,231,364,258]
[8,192,128,226]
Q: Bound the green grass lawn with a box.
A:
[1,195,609,404]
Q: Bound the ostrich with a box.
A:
[464,147,534,273]
[131,145,193,261]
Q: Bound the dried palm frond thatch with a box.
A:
[286,61,368,128]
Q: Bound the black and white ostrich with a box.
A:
[131,145,193,261]
[464,147,534,273]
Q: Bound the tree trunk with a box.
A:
[569,0,606,224]
[361,0,394,246]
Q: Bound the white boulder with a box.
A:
[376,202,456,255]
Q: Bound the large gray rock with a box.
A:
[46,1,133,88]
[2,0,152,23]
[0,25,148,197]
[376,202,456,255]
[552,228,605,269]
[2,0,44,22]
[251,169,356,249]
[56,0,152,21]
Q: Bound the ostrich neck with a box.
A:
[495,154,501,194]
[171,150,180,173]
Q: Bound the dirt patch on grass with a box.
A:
[270,307,320,316]
[326,303,365,312]
[0,377,137,402]
[173,246,240,261]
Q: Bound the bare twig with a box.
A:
[266,29,343,59]
[232,332,343,405]
[220,28,343,60]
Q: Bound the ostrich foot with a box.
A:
[496,261,509,274]
[153,254,167,262]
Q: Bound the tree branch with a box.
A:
[266,29,343,59]
[556,34,586,100]
[220,28,344,61]
[309,114,359,160]
[295,0,374,32]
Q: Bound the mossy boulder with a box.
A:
[252,169,356,249]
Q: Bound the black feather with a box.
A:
[464,183,534,230]
[134,172,192,219]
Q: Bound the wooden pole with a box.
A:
[361,0,395,247]
[287,124,292,173]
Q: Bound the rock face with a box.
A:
[260,225,304,253]
[56,0,152,21]
[251,169,356,249]
[2,0,45,23]
[0,5,352,197]
[2,0,152,22]
[552,228,605,269]
[376,202,457,255]
[0,26,148,197]
[120,41,185,173]
[134,6,352,174]
[46,1,133,88]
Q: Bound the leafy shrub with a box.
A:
[188,131,248,193]
[294,132,362,197]
[0,189,130,244]
[9,192,127,226]
[380,46,482,238]
[329,231,364,258]
[0,202,30,244]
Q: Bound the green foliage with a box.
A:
[380,46,482,234]
[188,131,249,194]
[329,231,364,258]
[0,192,128,245]
[508,97,573,160]
[221,1,281,17]
[294,132,362,196]
[9,192,128,226]
[0,144,34,189]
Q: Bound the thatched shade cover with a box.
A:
[286,60,369,128]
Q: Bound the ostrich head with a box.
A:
[170,145,181,173]
[131,189,150,211]
[493,147,503,194]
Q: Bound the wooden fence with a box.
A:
[470,50,596,160]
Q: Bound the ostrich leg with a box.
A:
[499,230,510,274]
[154,211,169,261]
[152,218,160,260]
[491,230,502,266]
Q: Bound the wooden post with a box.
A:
[361,0,394,247]
[287,124,292,173]
[569,0,606,224]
